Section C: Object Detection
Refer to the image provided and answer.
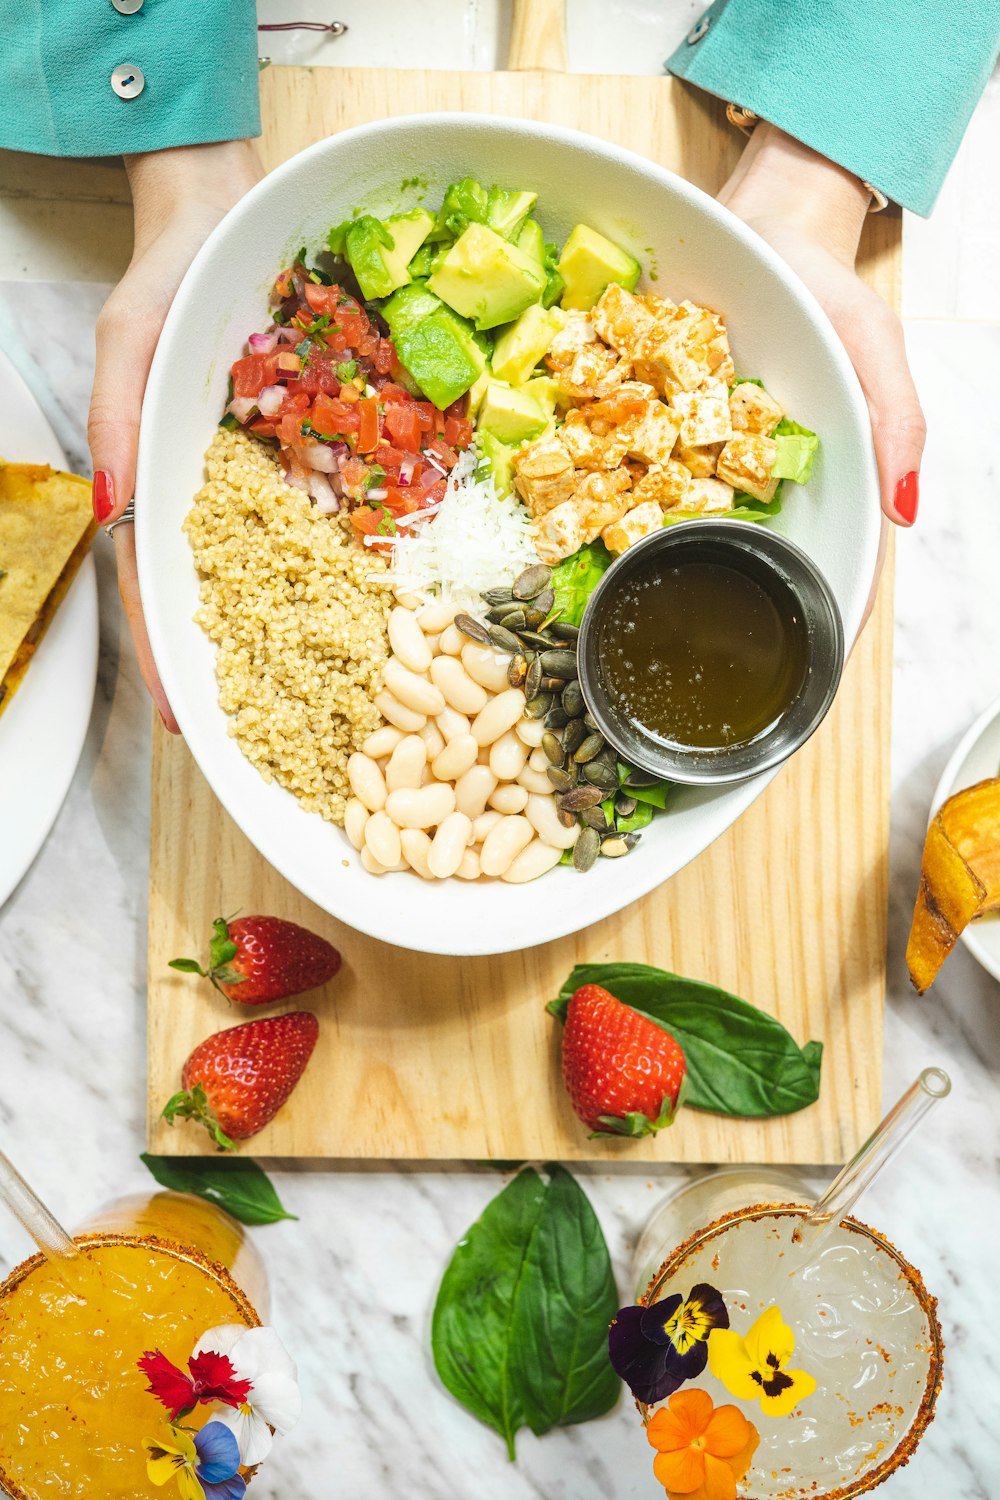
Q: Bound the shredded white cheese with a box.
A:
[378,448,540,608]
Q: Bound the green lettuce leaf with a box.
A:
[550,540,613,626]
[772,417,819,484]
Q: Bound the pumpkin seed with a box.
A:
[552,621,580,643]
[581,805,611,831]
[539,649,578,680]
[523,607,545,630]
[454,613,492,646]
[524,693,552,719]
[622,766,661,789]
[525,657,543,699]
[546,766,575,793]
[599,836,631,858]
[534,586,555,617]
[540,675,565,693]
[614,792,638,818]
[499,608,527,631]
[573,732,606,764]
[481,587,515,606]
[541,731,565,766]
[562,718,587,758]
[584,711,600,731]
[583,761,619,792]
[545,704,569,730]
[558,785,606,812]
[513,563,553,601]
[561,680,584,718]
[573,826,601,872]
[488,624,522,654]
[519,629,558,651]
[507,653,528,688]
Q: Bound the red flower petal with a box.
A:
[138,1350,196,1416]
[188,1349,253,1409]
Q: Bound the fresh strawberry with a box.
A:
[170,915,340,1004]
[560,984,686,1137]
[162,1012,320,1149]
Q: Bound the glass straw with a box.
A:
[794,1067,951,1249]
[0,1149,77,1260]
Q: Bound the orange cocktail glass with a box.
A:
[0,1190,268,1500]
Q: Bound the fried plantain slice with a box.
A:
[907,777,1000,992]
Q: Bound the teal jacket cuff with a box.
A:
[0,0,261,158]
[667,0,1000,217]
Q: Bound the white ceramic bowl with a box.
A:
[930,695,1000,985]
[136,114,880,956]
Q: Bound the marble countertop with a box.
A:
[1,10,999,1496]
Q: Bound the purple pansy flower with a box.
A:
[608,1282,730,1404]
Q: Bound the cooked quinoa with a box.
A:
[184,429,392,824]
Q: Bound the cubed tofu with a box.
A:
[674,440,723,478]
[729,381,785,436]
[633,459,692,510]
[512,436,578,517]
[533,498,590,563]
[713,349,736,386]
[544,311,598,372]
[641,291,680,324]
[561,408,632,470]
[591,283,657,356]
[631,305,724,397]
[555,344,632,401]
[717,433,780,502]
[671,390,733,448]
[602,499,665,553]
[625,400,680,466]
[575,468,633,533]
[685,477,736,514]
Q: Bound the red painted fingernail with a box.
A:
[92,470,115,524]
[894,471,919,526]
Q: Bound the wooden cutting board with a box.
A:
[147,23,899,1165]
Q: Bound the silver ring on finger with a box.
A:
[105,500,136,539]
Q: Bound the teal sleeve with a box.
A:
[0,0,261,158]
[667,0,1000,217]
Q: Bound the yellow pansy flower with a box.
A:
[707,1305,816,1419]
[143,1428,207,1500]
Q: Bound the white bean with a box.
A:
[454,764,498,819]
[383,657,446,717]
[362,725,404,760]
[517,765,557,794]
[472,809,504,844]
[347,752,387,812]
[431,734,479,782]
[472,688,528,747]
[424,632,442,656]
[419,721,445,760]
[430,655,489,715]
[385,734,427,792]
[420,764,434,786]
[461,642,512,693]
[488,783,529,814]
[500,839,563,883]
[480,815,535,877]
[388,605,433,672]
[374,690,426,733]
[489,729,529,782]
[529,746,551,773]
[436,706,472,743]
[400,828,436,880]
[365,810,402,868]
[454,848,482,880]
[428,812,473,878]
[439,624,464,657]
[361,846,404,876]
[385,783,456,830]
[525,792,580,850]
[344,798,369,851]
[515,716,546,747]
[418,599,458,634]
[394,591,423,611]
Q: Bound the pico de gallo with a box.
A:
[223,255,473,550]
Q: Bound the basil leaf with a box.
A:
[550,963,822,1118]
[140,1153,297,1225]
[432,1165,619,1459]
[550,541,613,626]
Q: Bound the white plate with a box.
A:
[930,695,1000,984]
[136,115,880,955]
[0,348,99,908]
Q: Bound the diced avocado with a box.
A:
[468,371,490,418]
[514,217,546,266]
[428,223,547,331]
[485,187,538,240]
[394,306,487,411]
[491,304,565,386]
[522,374,559,418]
[407,242,436,279]
[478,380,547,444]
[381,208,434,287]
[477,431,517,497]
[381,279,443,338]
[557,224,641,311]
[435,177,490,238]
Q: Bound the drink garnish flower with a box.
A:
[647,1388,759,1500]
[192,1324,302,1465]
[143,1421,247,1500]
[609,1283,730,1404]
[139,1349,252,1421]
[708,1305,817,1418]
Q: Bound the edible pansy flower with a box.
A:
[608,1283,730,1404]
[708,1305,817,1419]
[143,1421,247,1500]
[192,1325,302,1466]
[138,1349,252,1421]
[647,1388,759,1500]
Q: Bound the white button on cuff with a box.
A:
[112,0,145,12]
[687,15,711,43]
[111,63,145,99]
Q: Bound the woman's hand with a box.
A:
[88,139,263,731]
[719,123,925,531]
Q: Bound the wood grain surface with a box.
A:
[147,60,899,1164]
